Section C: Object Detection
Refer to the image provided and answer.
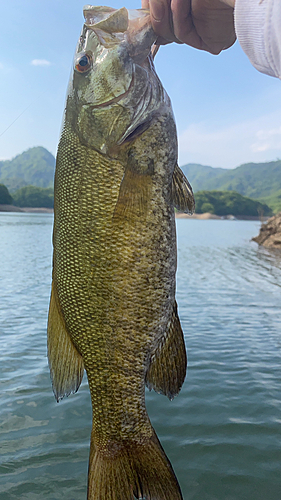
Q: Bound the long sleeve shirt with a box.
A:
[234,0,281,79]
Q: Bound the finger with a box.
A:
[171,0,235,53]
[142,0,150,9]
[171,0,208,49]
[155,36,173,45]
[171,0,194,42]
[149,0,179,43]
[192,1,236,54]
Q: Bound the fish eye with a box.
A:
[75,53,91,73]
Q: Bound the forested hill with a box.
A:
[0,147,55,192]
[181,160,281,200]
[1,148,281,211]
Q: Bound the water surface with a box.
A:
[0,214,280,500]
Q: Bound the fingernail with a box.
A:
[150,0,165,21]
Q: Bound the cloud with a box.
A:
[251,126,281,153]
[178,110,281,168]
[30,59,51,66]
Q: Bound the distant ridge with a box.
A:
[0,147,55,192]
[181,160,281,198]
[181,160,281,212]
[1,148,280,212]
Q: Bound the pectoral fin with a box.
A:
[146,302,187,400]
[47,284,84,402]
[113,168,152,222]
[172,163,195,214]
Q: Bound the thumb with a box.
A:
[142,0,150,8]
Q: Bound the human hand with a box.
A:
[141,0,236,55]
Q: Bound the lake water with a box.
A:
[0,213,280,500]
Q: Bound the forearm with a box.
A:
[234,0,281,78]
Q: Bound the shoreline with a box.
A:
[0,205,268,221]
[175,212,268,221]
[0,205,54,213]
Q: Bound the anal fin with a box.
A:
[146,302,187,400]
[172,163,195,214]
[47,284,84,402]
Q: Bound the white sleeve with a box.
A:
[234,0,281,79]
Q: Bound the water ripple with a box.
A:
[0,215,281,500]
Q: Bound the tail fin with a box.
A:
[87,431,183,500]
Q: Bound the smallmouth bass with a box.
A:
[47,6,194,500]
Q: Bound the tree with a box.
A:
[12,185,54,208]
[0,184,13,204]
[195,190,272,216]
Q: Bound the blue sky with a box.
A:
[0,0,280,168]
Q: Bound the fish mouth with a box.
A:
[83,6,156,63]
[83,5,129,32]
[83,6,151,34]
[79,7,163,149]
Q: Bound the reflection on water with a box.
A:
[0,214,281,500]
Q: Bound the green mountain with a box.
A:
[182,160,281,212]
[180,163,225,190]
[0,146,55,192]
[1,148,281,212]
[195,191,272,217]
[259,189,281,214]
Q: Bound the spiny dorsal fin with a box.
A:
[47,284,84,402]
[172,163,195,214]
[146,301,187,400]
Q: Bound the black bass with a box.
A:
[47,5,194,499]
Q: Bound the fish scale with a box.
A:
[48,6,194,499]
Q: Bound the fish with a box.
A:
[47,5,195,500]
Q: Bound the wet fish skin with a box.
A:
[47,6,194,500]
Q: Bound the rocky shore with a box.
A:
[175,212,266,221]
[252,213,281,248]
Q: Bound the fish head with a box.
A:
[66,5,170,156]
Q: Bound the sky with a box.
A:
[0,0,280,169]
